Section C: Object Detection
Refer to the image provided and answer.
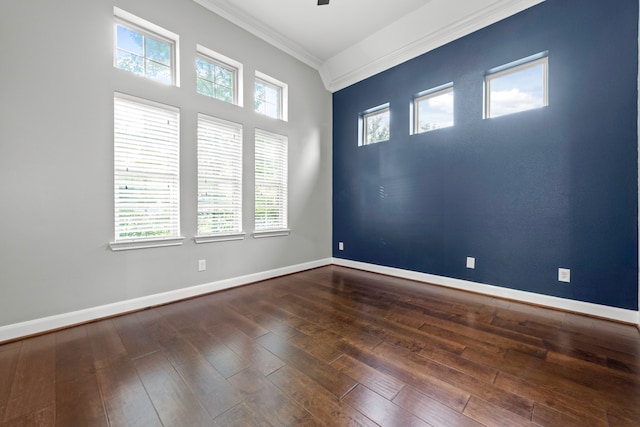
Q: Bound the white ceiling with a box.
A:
[193,0,544,92]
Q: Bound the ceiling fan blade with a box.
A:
[318,0,329,5]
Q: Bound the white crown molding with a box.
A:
[193,0,544,92]
[0,258,332,343]
[323,0,545,92]
[332,258,639,325]
[192,0,323,70]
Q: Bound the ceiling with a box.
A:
[193,0,544,92]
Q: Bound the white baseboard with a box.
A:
[332,258,640,325]
[1,256,636,343]
[0,258,332,343]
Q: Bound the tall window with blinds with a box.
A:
[254,130,288,234]
[196,114,243,240]
[112,93,181,249]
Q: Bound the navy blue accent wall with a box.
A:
[332,0,639,310]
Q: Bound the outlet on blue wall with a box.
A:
[332,0,638,310]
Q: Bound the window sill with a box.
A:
[253,229,291,239]
[194,232,246,244]
[109,236,185,252]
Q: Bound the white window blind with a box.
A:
[197,114,243,236]
[255,129,288,232]
[113,93,180,242]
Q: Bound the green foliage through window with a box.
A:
[115,23,173,85]
[362,107,390,145]
[196,57,235,104]
[255,79,281,119]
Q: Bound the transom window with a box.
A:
[485,53,548,118]
[360,104,390,146]
[412,84,454,134]
[114,9,178,86]
[196,57,235,103]
[255,71,288,121]
[196,45,242,106]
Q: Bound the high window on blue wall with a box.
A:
[359,104,390,146]
[485,52,548,119]
[411,83,454,134]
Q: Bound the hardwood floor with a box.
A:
[0,265,639,426]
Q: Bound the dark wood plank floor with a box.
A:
[1,265,639,426]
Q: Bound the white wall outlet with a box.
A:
[198,259,206,272]
[466,257,475,269]
[338,242,344,251]
[558,268,570,283]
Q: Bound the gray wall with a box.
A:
[0,0,332,327]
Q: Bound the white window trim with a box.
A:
[195,232,246,244]
[255,71,288,121]
[114,7,180,87]
[359,103,390,146]
[110,236,185,251]
[196,44,243,107]
[253,229,291,239]
[484,52,548,119]
[411,83,454,135]
[110,92,183,251]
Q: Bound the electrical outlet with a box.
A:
[558,268,570,283]
[339,242,344,251]
[466,257,475,269]
[198,259,206,272]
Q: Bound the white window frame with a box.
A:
[484,52,548,119]
[255,71,288,121]
[196,45,243,107]
[254,129,289,238]
[359,103,390,146]
[110,93,183,251]
[411,83,454,135]
[195,114,245,244]
[113,7,180,87]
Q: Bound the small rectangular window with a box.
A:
[197,114,243,240]
[255,71,288,121]
[360,104,390,146]
[485,53,548,119]
[112,93,180,245]
[412,84,453,134]
[255,130,288,233]
[196,45,243,106]
[114,9,178,86]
